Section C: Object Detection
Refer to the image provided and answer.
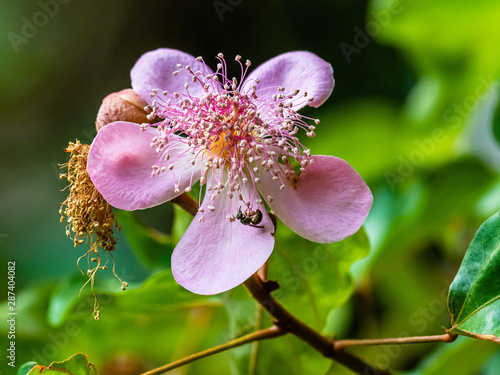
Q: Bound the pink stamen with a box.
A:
[148,54,317,215]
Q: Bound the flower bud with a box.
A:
[95,89,151,132]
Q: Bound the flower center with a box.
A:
[208,130,236,160]
[142,53,320,221]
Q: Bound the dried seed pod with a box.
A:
[95,89,151,132]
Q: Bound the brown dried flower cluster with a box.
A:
[59,140,126,319]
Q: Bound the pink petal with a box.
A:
[87,121,202,210]
[172,183,275,295]
[257,155,372,243]
[243,51,334,110]
[131,48,213,105]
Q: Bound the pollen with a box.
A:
[208,130,236,160]
[59,140,125,319]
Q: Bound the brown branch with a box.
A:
[171,193,199,216]
[243,274,390,375]
[334,333,458,351]
[141,325,286,375]
[169,194,459,373]
[170,198,389,374]
[257,260,269,281]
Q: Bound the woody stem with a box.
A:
[334,333,458,351]
[242,274,390,375]
[172,196,390,375]
[171,193,200,216]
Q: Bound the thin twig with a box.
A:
[141,325,286,375]
[334,333,458,351]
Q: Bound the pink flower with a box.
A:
[87,48,373,295]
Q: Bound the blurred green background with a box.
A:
[1,0,500,374]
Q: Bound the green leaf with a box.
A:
[171,204,196,243]
[366,158,496,279]
[47,353,94,375]
[481,349,500,375]
[448,211,500,342]
[221,225,369,374]
[254,334,331,375]
[368,0,500,134]
[224,285,262,374]
[305,99,404,182]
[26,353,98,375]
[401,336,497,375]
[49,267,221,325]
[48,205,201,325]
[492,97,500,145]
[114,209,174,270]
[48,273,89,327]
[27,368,71,375]
[88,364,99,375]
[18,362,37,375]
[103,268,221,317]
[370,0,500,89]
[270,225,370,331]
